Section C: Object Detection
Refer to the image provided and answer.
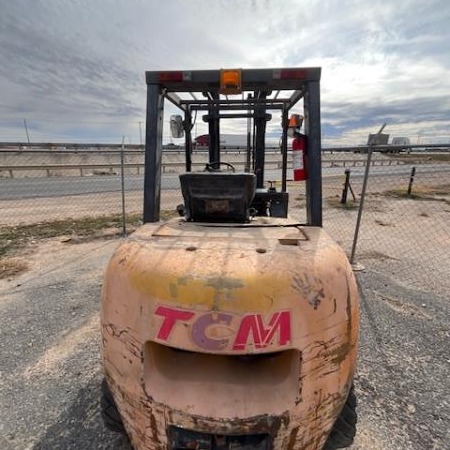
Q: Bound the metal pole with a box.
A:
[23,119,31,144]
[350,123,386,264]
[341,169,351,204]
[407,166,416,196]
[120,136,127,236]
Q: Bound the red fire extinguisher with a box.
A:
[292,133,307,181]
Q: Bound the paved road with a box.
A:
[0,237,448,449]
[1,164,448,201]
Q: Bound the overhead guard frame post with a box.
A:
[208,92,220,164]
[143,84,165,223]
[304,80,322,227]
[281,108,289,192]
[184,108,193,172]
[254,91,268,188]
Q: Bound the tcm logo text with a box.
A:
[154,305,291,352]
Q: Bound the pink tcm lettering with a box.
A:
[155,305,291,351]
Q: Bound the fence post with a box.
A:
[407,166,416,196]
[341,169,351,204]
[350,148,372,265]
[350,123,386,265]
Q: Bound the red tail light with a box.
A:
[274,69,308,80]
[158,71,191,82]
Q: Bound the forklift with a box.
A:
[101,67,360,450]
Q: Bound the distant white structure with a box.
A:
[391,137,411,146]
[359,133,412,153]
[194,134,279,147]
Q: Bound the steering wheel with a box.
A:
[204,162,236,172]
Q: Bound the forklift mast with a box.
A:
[143,68,322,226]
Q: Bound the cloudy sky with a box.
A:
[1,0,449,146]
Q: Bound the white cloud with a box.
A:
[0,0,449,144]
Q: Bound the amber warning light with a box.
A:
[220,69,242,94]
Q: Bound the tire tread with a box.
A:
[100,378,125,433]
[323,384,357,450]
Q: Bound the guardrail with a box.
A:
[1,141,449,152]
[0,160,280,178]
[1,163,142,178]
[1,157,434,179]
[0,142,280,154]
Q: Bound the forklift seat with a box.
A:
[179,172,256,223]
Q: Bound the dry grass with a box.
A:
[0,210,177,278]
[0,258,29,279]
[326,196,359,210]
[384,183,450,202]
[0,213,140,258]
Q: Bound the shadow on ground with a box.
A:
[33,378,132,450]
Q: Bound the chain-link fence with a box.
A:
[321,154,450,296]
[0,145,286,226]
[0,145,145,229]
[1,145,449,292]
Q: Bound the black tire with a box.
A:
[323,384,357,450]
[101,378,125,433]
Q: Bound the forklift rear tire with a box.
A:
[101,378,125,433]
[323,384,357,449]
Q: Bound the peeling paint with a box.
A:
[287,426,299,450]
[168,283,178,298]
[149,413,161,445]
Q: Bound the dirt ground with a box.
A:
[0,193,449,449]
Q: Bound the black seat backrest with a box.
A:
[179,172,256,223]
